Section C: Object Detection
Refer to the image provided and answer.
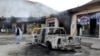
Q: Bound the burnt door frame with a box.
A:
[41,29,46,43]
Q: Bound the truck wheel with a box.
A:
[46,41,52,50]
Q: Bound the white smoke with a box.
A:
[0,0,58,17]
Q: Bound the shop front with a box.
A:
[70,0,100,38]
[77,12,100,37]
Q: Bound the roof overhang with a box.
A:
[69,0,100,13]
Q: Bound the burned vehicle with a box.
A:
[31,27,81,50]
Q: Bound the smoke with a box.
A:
[50,10,72,34]
[2,16,45,24]
[28,17,45,23]
[0,0,71,34]
[0,0,58,17]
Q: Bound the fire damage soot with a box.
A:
[9,44,77,56]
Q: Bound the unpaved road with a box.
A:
[0,34,100,56]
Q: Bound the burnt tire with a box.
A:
[46,41,52,50]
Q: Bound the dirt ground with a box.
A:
[0,34,31,56]
[0,34,93,56]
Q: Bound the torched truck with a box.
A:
[31,27,81,50]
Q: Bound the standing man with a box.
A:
[15,25,23,44]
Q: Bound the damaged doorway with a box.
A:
[90,19,96,36]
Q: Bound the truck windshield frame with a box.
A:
[48,28,66,35]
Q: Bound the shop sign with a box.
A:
[80,16,89,25]
[47,18,55,23]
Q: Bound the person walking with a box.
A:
[15,26,23,44]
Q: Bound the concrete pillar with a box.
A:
[71,15,77,36]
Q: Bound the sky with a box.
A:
[29,0,92,11]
